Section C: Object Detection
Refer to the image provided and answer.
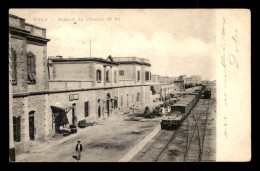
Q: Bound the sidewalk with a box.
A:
[16,111,164,162]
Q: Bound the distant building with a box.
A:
[191,75,202,85]
[113,57,152,85]
[151,74,159,83]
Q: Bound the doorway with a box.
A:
[72,103,76,125]
[106,100,110,117]
[29,111,35,141]
[98,99,101,118]
[106,93,110,117]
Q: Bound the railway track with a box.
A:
[132,97,215,162]
[184,99,214,162]
[183,99,206,161]
[199,99,215,161]
[153,100,204,162]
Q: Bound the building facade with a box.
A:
[9,14,176,156]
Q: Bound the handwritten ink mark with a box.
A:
[232,26,239,53]
[221,17,226,41]
[228,54,239,69]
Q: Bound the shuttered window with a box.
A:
[27,52,36,84]
[13,116,21,142]
[11,48,17,84]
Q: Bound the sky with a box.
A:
[10,9,216,80]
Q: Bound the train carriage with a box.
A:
[162,94,198,130]
[204,90,211,99]
[161,113,183,130]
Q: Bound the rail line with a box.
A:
[153,127,185,162]
[184,98,214,162]
[134,97,215,162]
[138,129,168,159]
[198,99,215,161]
[183,99,206,161]
[154,99,205,162]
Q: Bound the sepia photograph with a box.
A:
[8,9,250,162]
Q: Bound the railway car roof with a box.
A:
[163,115,183,121]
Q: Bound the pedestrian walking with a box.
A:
[75,141,83,160]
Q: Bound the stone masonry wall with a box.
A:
[28,95,47,141]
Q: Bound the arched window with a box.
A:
[96,70,102,82]
[106,70,110,82]
[114,71,117,83]
[137,71,140,81]
[11,48,17,84]
[27,52,36,84]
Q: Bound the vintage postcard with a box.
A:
[8,9,251,162]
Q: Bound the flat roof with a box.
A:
[49,57,119,65]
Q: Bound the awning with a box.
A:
[51,105,73,113]
[51,105,73,124]
[51,106,66,114]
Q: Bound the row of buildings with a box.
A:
[9,14,184,158]
[151,74,202,85]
